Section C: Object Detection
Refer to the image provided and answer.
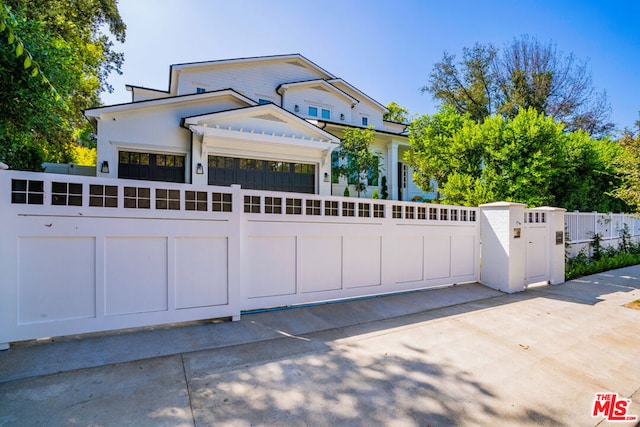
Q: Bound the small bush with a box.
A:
[372,188,379,199]
[381,176,388,199]
[343,186,350,197]
[566,227,640,280]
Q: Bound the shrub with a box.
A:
[566,226,640,280]
[381,176,388,199]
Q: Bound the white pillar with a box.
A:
[538,207,566,285]
[192,133,207,186]
[387,142,399,200]
[480,202,527,293]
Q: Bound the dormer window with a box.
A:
[196,87,206,94]
[308,106,318,117]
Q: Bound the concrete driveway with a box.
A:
[1,267,640,426]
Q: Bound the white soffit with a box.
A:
[277,80,358,106]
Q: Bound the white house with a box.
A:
[85,54,432,200]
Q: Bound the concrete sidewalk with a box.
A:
[1,267,640,426]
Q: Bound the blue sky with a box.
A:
[102,0,640,133]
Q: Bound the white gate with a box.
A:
[524,210,550,286]
[0,170,481,347]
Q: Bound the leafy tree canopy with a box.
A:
[407,106,626,210]
[406,105,479,202]
[0,0,125,170]
[383,101,410,124]
[423,35,613,137]
[335,126,381,198]
[613,130,640,210]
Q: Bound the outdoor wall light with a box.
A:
[100,161,109,174]
[324,172,329,182]
[196,163,204,174]
[340,113,345,120]
[294,104,300,112]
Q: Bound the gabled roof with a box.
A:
[327,78,388,113]
[168,54,336,95]
[276,79,358,106]
[84,89,256,118]
[125,84,169,95]
[182,103,339,144]
[125,84,170,102]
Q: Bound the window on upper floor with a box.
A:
[308,106,330,120]
[258,98,272,105]
[196,87,206,94]
[362,117,368,126]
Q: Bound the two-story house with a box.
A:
[84,54,431,200]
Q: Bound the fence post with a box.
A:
[0,163,8,349]
[228,184,243,321]
[479,202,527,293]
[538,207,566,285]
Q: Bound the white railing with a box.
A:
[5,170,479,224]
[565,211,640,244]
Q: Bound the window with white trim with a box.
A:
[308,105,330,119]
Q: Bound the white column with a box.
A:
[480,202,527,293]
[192,133,207,186]
[387,142,399,200]
[540,207,566,285]
[229,184,243,321]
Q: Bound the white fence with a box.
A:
[1,170,484,347]
[564,211,640,257]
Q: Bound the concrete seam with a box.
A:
[181,353,197,426]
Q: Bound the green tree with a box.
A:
[552,132,626,212]
[422,43,499,123]
[383,101,410,123]
[0,0,125,170]
[405,106,479,202]
[613,130,640,209]
[477,108,566,206]
[335,127,381,198]
[425,35,613,137]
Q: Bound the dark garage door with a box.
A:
[208,155,315,194]
[118,151,185,183]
